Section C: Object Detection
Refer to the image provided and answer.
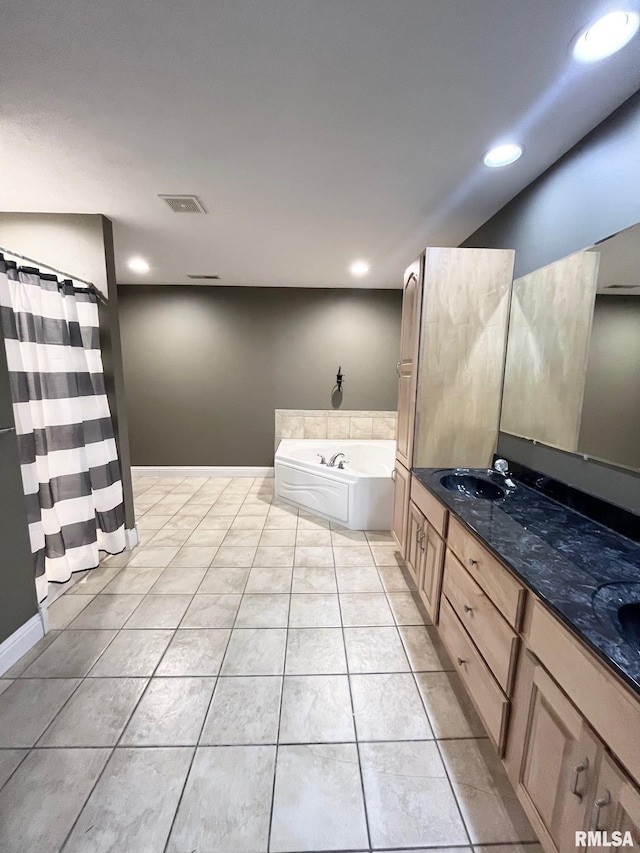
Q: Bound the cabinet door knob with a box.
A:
[457,657,466,666]
[591,790,611,830]
[468,558,478,567]
[570,758,589,802]
[463,604,473,613]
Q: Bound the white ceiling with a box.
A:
[1,0,639,288]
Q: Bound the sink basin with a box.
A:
[439,472,506,501]
[618,602,640,645]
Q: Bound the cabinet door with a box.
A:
[585,754,640,850]
[405,501,425,585]
[396,260,422,467]
[391,461,411,556]
[419,522,445,623]
[518,661,598,853]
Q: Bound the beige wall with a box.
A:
[275,409,396,449]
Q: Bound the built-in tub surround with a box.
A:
[413,466,640,694]
[275,409,396,449]
[275,439,394,530]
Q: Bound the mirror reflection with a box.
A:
[501,221,640,471]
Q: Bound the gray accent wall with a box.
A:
[462,90,640,511]
[118,286,402,466]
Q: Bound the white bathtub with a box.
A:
[275,439,395,530]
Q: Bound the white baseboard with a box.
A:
[131,466,275,478]
[125,525,140,549]
[0,613,45,677]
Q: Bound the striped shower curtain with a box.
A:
[0,256,126,601]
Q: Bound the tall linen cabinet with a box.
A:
[391,247,515,616]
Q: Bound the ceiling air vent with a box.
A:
[158,194,207,213]
[187,275,220,280]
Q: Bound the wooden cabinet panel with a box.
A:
[443,548,519,693]
[447,516,525,629]
[391,461,410,557]
[406,500,425,585]
[518,661,598,853]
[396,373,414,467]
[527,599,640,788]
[410,476,447,537]
[418,523,445,624]
[396,260,422,468]
[439,595,509,752]
[585,754,640,849]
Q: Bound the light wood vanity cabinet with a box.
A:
[391,459,411,556]
[411,478,640,853]
[395,259,422,470]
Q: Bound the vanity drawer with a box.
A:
[410,477,448,537]
[443,549,519,693]
[447,516,525,629]
[439,595,509,752]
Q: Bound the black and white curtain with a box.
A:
[0,255,126,601]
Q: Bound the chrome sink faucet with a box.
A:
[327,452,346,468]
[494,458,516,488]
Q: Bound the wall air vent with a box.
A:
[158,194,207,213]
[187,275,220,280]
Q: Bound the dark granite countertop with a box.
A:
[412,467,640,696]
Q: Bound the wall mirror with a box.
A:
[500,221,640,472]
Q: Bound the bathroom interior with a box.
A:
[1,3,640,852]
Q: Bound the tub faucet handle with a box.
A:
[337,459,349,469]
[317,454,327,465]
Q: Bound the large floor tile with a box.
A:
[264,514,298,530]
[291,567,337,593]
[212,545,257,567]
[294,546,335,567]
[181,593,241,628]
[331,529,368,546]
[2,631,60,678]
[169,545,219,568]
[198,566,249,593]
[289,593,341,627]
[46,594,95,629]
[64,747,193,853]
[221,628,287,675]
[127,546,180,568]
[68,594,144,629]
[120,677,215,745]
[23,630,116,677]
[193,514,235,529]
[167,745,276,853]
[270,743,368,852]
[279,675,355,743]
[258,528,296,547]
[285,628,347,675]
[475,846,543,853]
[156,628,230,676]
[230,515,266,529]
[235,593,290,628]
[333,545,374,567]
[415,671,486,738]
[124,593,192,628]
[0,749,27,788]
[67,565,123,595]
[351,673,433,741]
[88,629,173,677]
[184,527,227,546]
[439,739,537,845]
[336,566,383,593]
[387,591,428,625]
[340,592,395,626]
[398,624,453,671]
[377,565,415,592]
[146,527,192,547]
[360,740,468,849]
[0,747,109,853]
[296,529,332,547]
[253,546,294,567]
[245,566,293,593]
[221,527,263,547]
[149,566,206,594]
[343,627,410,673]
[0,677,81,747]
[200,676,282,744]
[369,544,404,567]
[38,677,146,746]
[100,566,164,594]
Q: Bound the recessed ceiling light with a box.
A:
[573,11,639,62]
[127,256,150,274]
[350,260,370,277]
[483,143,523,168]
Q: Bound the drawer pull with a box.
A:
[591,791,611,830]
[570,758,589,802]
[457,657,466,666]
[463,604,473,613]
[468,558,479,567]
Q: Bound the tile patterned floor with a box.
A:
[0,475,542,853]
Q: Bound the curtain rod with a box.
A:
[0,245,96,290]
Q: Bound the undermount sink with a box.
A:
[592,582,640,647]
[439,472,506,501]
[618,602,640,645]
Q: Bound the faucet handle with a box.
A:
[494,458,509,474]
[317,454,327,465]
[337,459,349,469]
